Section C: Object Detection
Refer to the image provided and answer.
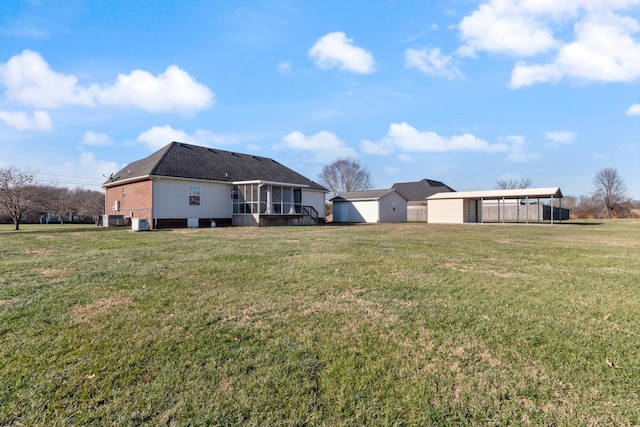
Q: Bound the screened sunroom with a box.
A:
[231,181,318,226]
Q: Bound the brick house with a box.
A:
[102,142,328,228]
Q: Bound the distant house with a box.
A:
[391,179,456,222]
[102,142,328,228]
[330,189,408,223]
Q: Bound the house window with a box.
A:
[189,184,201,206]
[122,186,126,199]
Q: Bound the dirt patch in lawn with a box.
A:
[302,288,399,330]
[440,262,515,278]
[71,296,134,324]
[24,248,56,255]
[37,267,71,281]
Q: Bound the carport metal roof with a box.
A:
[426,187,563,200]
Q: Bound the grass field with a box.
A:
[1,220,639,425]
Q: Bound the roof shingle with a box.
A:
[391,179,455,201]
[103,142,327,191]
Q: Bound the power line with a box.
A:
[35,173,104,189]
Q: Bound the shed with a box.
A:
[331,189,408,223]
[426,187,565,224]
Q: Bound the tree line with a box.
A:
[0,166,104,230]
[495,167,637,219]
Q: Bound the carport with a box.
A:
[426,187,565,224]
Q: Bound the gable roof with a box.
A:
[391,179,455,201]
[103,142,327,191]
[330,188,408,202]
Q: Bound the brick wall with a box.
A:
[105,180,153,226]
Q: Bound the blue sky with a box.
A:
[1,0,639,199]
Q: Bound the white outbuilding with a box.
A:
[426,187,566,224]
[331,189,408,223]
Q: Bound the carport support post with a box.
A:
[525,196,528,224]
[502,197,505,224]
[560,197,563,223]
[481,198,484,223]
[551,195,554,225]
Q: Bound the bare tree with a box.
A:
[71,187,105,224]
[496,177,534,190]
[593,167,627,218]
[39,185,67,223]
[571,195,600,219]
[319,159,373,197]
[0,166,43,230]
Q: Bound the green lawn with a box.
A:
[1,221,639,425]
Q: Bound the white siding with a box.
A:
[379,192,407,222]
[155,179,231,219]
[427,199,464,223]
[351,200,378,222]
[332,200,376,223]
[302,190,326,219]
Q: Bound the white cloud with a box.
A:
[137,125,243,151]
[458,1,558,57]
[510,12,640,88]
[138,125,190,150]
[81,131,112,146]
[456,1,640,88]
[280,130,358,162]
[365,123,541,162]
[94,65,214,112]
[0,109,52,131]
[371,122,509,153]
[544,130,576,144]
[404,47,463,79]
[0,49,93,108]
[0,50,214,112]
[502,135,541,162]
[309,32,376,74]
[626,103,640,116]
[510,62,562,88]
[361,139,394,155]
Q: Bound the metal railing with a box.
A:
[302,205,319,224]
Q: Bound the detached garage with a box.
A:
[331,189,408,223]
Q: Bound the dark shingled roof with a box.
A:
[103,142,327,191]
[391,179,455,201]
